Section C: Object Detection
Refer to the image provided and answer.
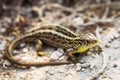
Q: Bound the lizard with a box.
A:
[4,23,100,68]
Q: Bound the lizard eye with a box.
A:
[86,40,89,43]
[90,40,98,45]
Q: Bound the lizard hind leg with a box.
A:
[36,39,50,57]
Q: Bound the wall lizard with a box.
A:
[5,23,100,68]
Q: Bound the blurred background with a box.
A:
[0,0,120,80]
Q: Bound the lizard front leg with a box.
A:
[66,48,79,63]
[66,47,90,63]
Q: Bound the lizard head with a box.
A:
[77,33,99,53]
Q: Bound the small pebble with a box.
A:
[113,62,118,68]
[20,43,26,47]
[51,48,64,60]
[0,40,7,50]
[113,63,117,68]
[0,53,3,59]
[73,17,84,26]
[47,69,55,75]
[30,66,37,70]
[58,68,65,73]
[1,28,6,33]
[75,63,81,71]
[22,48,29,53]
[3,60,11,68]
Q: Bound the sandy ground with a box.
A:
[0,0,120,80]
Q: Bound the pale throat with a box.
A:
[77,40,99,53]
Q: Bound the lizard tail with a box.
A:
[5,34,72,68]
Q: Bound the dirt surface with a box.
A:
[0,0,120,80]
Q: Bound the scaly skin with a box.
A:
[5,23,99,68]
